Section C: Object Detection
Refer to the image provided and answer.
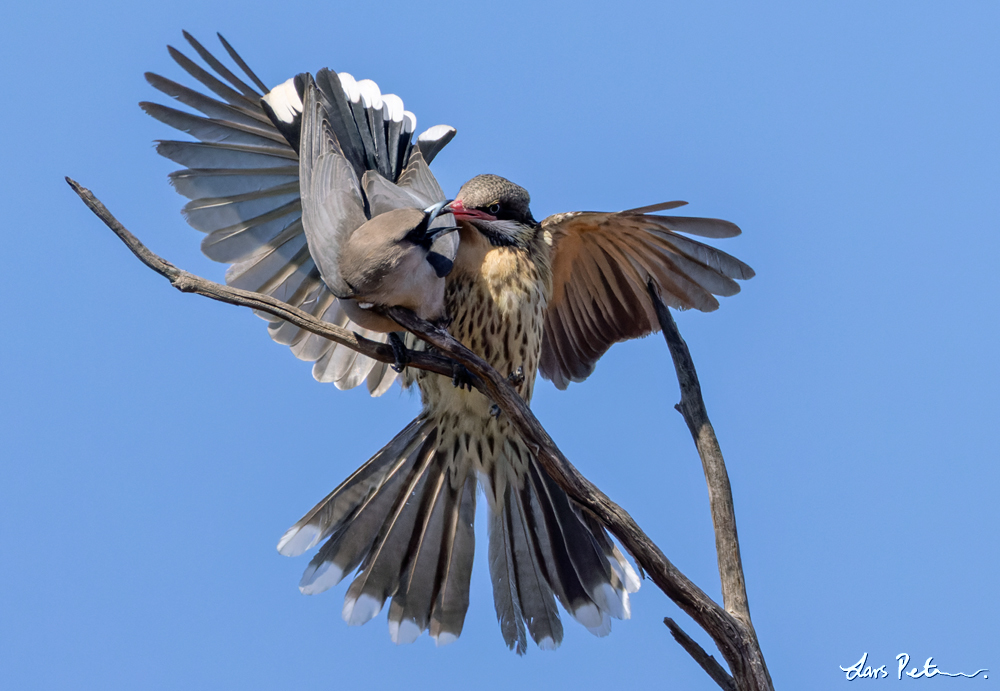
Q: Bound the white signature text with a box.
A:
[840,653,988,681]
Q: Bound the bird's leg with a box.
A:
[507,365,524,386]
[451,362,475,391]
[388,332,410,373]
[487,368,525,421]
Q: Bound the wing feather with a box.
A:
[181,30,262,100]
[145,73,268,128]
[145,34,455,396]
[166,44,261,113]
[141,102,288,148]
[216,32,269,94]
[621,200,688,214]
[168,167,299,199]
[541,208,753,388]
[614,231,719,311]
[201,201,302,262]
[184,184,299,234]
[224,233,310,301]
[642,214,743,239]
[155,140,296,169]
[397,149,446,205]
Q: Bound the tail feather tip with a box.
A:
[537,635,559,651]
[276,524,321,556]
[390,619,422,645]
[343,593,383,626]
[571,603,604,628]
[433,631,458,647]
[585,612,613,638]
[599,583,630,620]
[607,554,642,593]
[298,561,344,595]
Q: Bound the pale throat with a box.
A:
[480,246,546,316]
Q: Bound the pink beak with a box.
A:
[444,199,497,222]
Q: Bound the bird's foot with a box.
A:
[451,362,475,391]
[388,332,410,373]
[489,403,502,419]
[507,366,524,386]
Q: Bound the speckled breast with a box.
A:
[418,243,548,420]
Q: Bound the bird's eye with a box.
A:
[488,203,501,215]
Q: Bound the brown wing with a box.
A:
[539,207,754,389]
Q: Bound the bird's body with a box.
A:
[415,219,549,490]
[338,205,458,331]
[144,32,752,653]
[419,220,550,411]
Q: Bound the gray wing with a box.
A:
[296,79,367,298]
[142,32,457,395]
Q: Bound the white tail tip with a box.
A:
[585,611,612,638]
[390,619,421,645]
[537,636,558,651]
[433,631,458,647]
[298,560,344,595]
[598,583,630,620]
[572,603,604,628]
[343,593,383,626]
[277,524,322,557]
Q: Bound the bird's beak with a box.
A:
[426,225,460,242]
[442,199,497,222]
[424,200,452,222]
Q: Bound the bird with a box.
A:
[336,203,458,327]
[142,32,755,653]
[289,76,460,335]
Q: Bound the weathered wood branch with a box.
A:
[650,284,773,690]
[70,177,772,691]
[664,617,736,691]
[65,177,463,382]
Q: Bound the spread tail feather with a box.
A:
[279,416,637,650]
[485,440,638,653]
[280,415,477,645]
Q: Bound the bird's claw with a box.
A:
[452,363,475,391]
[489,403,502,419]
[388,332,410,373]
[507,366,524,386]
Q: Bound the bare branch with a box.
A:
[70,178,772,691]
[664,617,736,691]
[650,285,750,620]
[66,177,461,382]
[649,283,773,690]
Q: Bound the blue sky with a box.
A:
[3,1,998,689]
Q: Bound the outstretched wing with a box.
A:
[142,32,456,395]
[539,204,755,389]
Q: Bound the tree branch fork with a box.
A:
[67,177,772,691]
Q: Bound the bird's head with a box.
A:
[444,174,537,248]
